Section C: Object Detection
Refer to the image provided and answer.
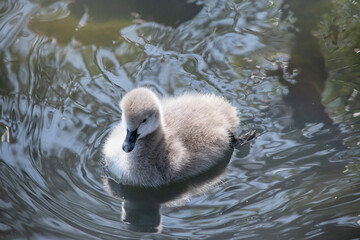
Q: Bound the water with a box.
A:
[1,0,360,239]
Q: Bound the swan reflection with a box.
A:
[104,148,233,232]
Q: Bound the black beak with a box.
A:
[122,129,138,153]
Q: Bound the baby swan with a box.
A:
[104,88,240,187]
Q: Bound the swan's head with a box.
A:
[120,88,162,153]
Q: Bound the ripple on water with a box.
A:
[34,1,70,22]
[1,0,360,239]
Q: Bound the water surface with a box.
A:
[1,0,360,239]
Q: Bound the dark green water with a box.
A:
[1,0,360,239]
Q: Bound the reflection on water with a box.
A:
[1,0,360,239]
[28,0,202,46]
[275,0,333,128]
[105,149,232,232]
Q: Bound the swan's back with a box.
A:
[162,93,239,158]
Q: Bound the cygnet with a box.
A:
[104,87,240,187]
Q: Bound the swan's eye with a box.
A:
[142,118,147,123]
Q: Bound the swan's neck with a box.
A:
[133,125,166,159]
[126,125,173,186]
